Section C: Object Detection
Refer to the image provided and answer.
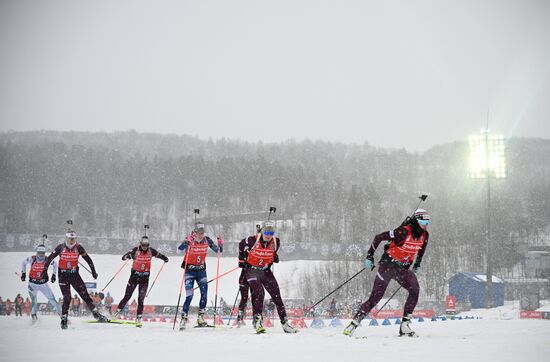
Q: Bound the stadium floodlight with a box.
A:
[468,128,506,309]
[468,130,506,179]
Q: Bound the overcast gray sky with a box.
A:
[1,0,549,152]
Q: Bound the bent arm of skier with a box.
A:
[238,238,248,268]
[412,232,429,271]
[207,237,223,253]
[366,227,408,259]
[122,248,135,260]
[79,244,98,278]
[151,248,169,262]
[43,244,62,270]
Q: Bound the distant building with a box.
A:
[448,272,505,309]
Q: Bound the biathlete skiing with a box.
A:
[20,238,61,321]
[43,224,109,329]
[112,235,169,327]
[235,224,262,327]
[239,220,297,334]
[177,221,224,330]
[343,208,431,337]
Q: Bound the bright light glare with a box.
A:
[469,131,506,179]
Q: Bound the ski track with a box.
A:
[0,316,549,362]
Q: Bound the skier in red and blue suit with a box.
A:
[343,209,431,337]
[176,221,223,330]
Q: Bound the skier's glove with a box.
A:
[185,234,195,243]
[160,255,169,263]
[44,273,49,282]
[92,270,98,280]
[20,273,26,282]
[217,237,224,247]
[365,256,375,270]
[51,274,56,283]
[180,261,186,269]
[122,253,130,261]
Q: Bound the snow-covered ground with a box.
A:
[2,252,550,362]
[1,252,322,305]
[1,307,549,362]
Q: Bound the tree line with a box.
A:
[1,131,549,301]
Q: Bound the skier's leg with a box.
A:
[40,283,61,315]
[58,274,72,315]
[72,273,96,312]
[357,263,396,319]
[395,269,420,336]
[343,263,397,336]
[395,269,420,315]
[238,270,249,312]
[262,270,287,322]
[197,270,208,312]
[246,269,265,316]
[117,276,138,311]
[136,278,149,316]
[28,283,39,315]
[181,272,196,315]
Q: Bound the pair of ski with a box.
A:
[86,319,140,326]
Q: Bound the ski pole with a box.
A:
[101,259,130,292]
[227,288,240,326]
[377,286,402,312]
[309,268,366,311]
[146,262,166,297]
[78,261,93,275]
[213,241,222,326]
[173,250,191,330]
[192,266,240,291]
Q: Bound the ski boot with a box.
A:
[92,310,109,323]
[136,314,143,328]
[236,310,246,327]
[31,314,38,321]
[343,316,361,336]
[60,314,68,330]
[253,314,266,334]
[197,310,208,327]
[281,318,298,333]
[179,313,188,331]
[399,314,418,337]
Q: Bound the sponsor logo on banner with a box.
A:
[446,295,457,312]
[520,311,543,319]
[370,309,435,319]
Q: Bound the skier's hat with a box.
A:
[194,222,205,234]
[262,221,275,236]
[414,209,430,221]
[35,244,46,254]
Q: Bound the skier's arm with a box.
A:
[50,259,58,276]
[78,245,97,275]
[413,232,429,270]
[122,248,135,261]
[176,241,189,255]
[151,248,169,262]
[21,257,31,274]
[207,237,222,253]
[238,238,249,267]
[272,238,280,264]
[366,228,408,259]
[43,244,62,270]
